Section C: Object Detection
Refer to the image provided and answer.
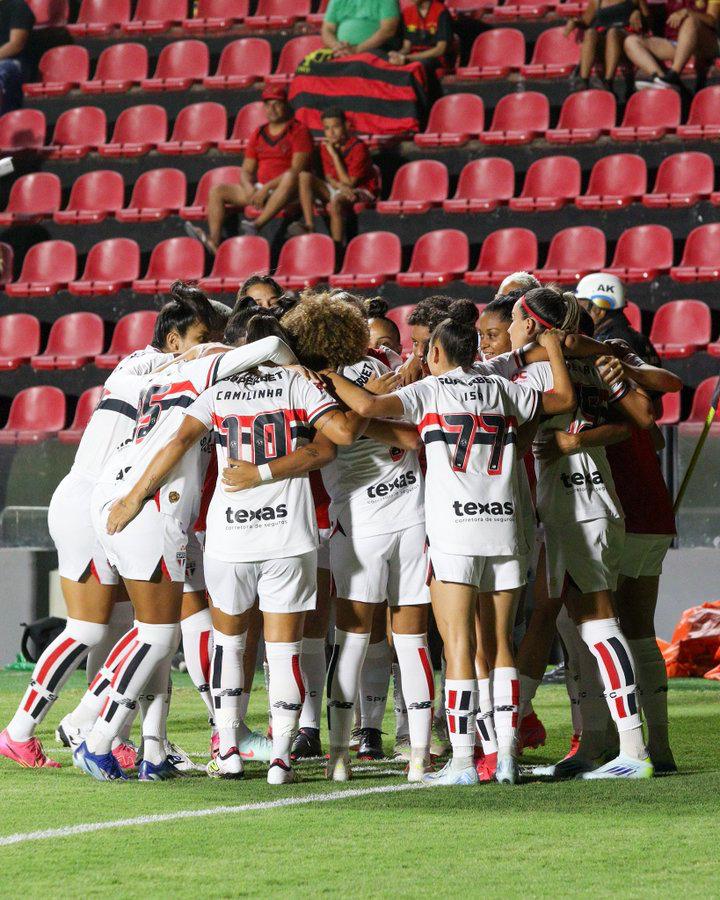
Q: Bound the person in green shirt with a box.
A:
[321,0,400,56]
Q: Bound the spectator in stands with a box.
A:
[290,108,378,245]
[388,0,453,74]
[185,86,312,253]
[624,0,720,91]
[238,275,283,309]
[0,0,34,114]
[497,271,540,296]
[321,0,401,57]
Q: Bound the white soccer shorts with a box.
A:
[183,529,206,594]
[544,517,624,599]
[618,533,673,579]
[428,548,526,593]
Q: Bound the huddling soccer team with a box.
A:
[0,269,680,786]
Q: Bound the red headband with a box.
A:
[520,294,554,330]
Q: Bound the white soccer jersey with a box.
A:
[321,357,424,538]
[187,365,339,563]
[396,367,539,557]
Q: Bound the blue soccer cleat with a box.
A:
[138,757,183,781]
[73,741,128,781]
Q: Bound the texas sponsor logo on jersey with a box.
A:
[366,469,417,500]
[452,499,515,519]
[224,503,288,524]
[560,471,606,490]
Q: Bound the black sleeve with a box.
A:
[435,9,452,43]
[9,0,35,31]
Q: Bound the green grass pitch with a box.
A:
[0,671,717,898]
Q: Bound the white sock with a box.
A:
[298,637,326,731]
[518,674,540,723]
[629,636,671,758]
[86,602,134,684]
[445,678,477,769]
[491,667,519,757]
[139,656,172,765]
[326,629,369,753]
[392,632,433,756]
[476,677,498,755]
[7,617,108,741]
[359,638,392,731]
[392,662,409,739]
[211,630,246,757]
[266,640,304,765]
[181,608,215,725]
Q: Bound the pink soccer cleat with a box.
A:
[562,733,581,761]
[112,741,138,771]
[476,751,498,782]
[0,729,61,769]
[210,731,219,760]
[518,712,547,753]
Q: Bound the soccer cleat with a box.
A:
[238,729,273,762]
[581,754,654,780]
[496,754,519,785]
[164,740,204,772]
[349,727,361,752]
[421,759,479,787]
[207,748,244,779]
[430,717,450,757]
[652,758,678,776]
[518,712,547,752]
[267,758,297,785]
[407,754,433,783]
[393,734,412,762]
[326,751,352,782]
[210,731,219,760]
[564,733,581,760]
[476,751,498,782]
[552,755,595,780]
[0,729,61,769]
[291,726,322,761]
[56,717,85,750]
[73,741,127,781]
[542,663,567,685]
[356,727,385,761]
[112,740,138,771]
[138,757,183,781]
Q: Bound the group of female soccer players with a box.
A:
[0,268,679,786]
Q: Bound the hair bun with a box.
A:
[364,296,388,319]
[448,298,479,327]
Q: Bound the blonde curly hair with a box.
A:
[282,291,370,370]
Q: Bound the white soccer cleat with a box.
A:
[495,754,519,785]
[429,718,451,757]
[207,748,244,780]
[393,735,412,763]
[164,740,204,772]
[267,758,297,785]
[407,754,433,783]
[581,753,654,780]
[238,730,273,763]
[421,759,479,787]
[326,751,352,782]
[55,716,87,750]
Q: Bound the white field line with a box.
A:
[0,782,419,848]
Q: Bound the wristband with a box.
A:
[257,463,273,483]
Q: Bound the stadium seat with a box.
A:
[141,40,209,91]
[329,231,402,288]
[116,169,187,222]
[98,105,168,157]
[535,226,606,282]
[266,35,324,85]
[27,0,69,26]
[546,90,616,144]
[455,29,525,79]
[414,94,484,148]
[576,154,647,209]
[53,170,125,225]
[0,109,46,152]
[307,0,328,24]
[520,27,580,78]
[157,102,227,155]
[493,0,551,19]
[0,243,13,287]
[465,227,537,286]
[0,173,61,225]
[677,85,720,139]
[184,0,249,30]
[605,225,673,282]
[480,92,549,145]
[96,311,159,368]
[509,156,581,211]
[80,43,148,94]
[443,158,515,213]
[274,233,335,289]
[386,304,415,353]
[445,0,495,15]
[648,300,711,358]
[124,0,188,33]
[68,0,130,34]
[670,223,720,282]
[199,236,270,292]
[6,240,77,297]
[246,0,310,28]
[656,391,681,426]
[47,106,106,159]
[624,301,642,331]
[218,102,266,152]
[377,161,449,214]
[0,386,66,445]
[180,166,244,220]
[686,376,719,423]
[31,312,105,370]
[24,46,90,97]
[59,386,104,444]
[0,314,41,371]
[68,238,141,295]
[133,237,205,293]
[396,229,469,287]
[202,38,271,89]
[610,89,680,141]
[643,152,714,208]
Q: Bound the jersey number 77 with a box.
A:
[441,413,509,475]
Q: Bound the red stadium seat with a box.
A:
[465,227,538,286]
[98,105,168,157]
[670,223,720,282]
[69,238,141,295]
[133,237,205,293]
[68,0,130,34]
[443,158,515,213]
[180,166,244,220]
[124,0,188,33]
[624,301,642,331]
[509,155,581,211]
[677,86,720,139]
[330,231,402,288]
[0,109,46,152]
[246,0,310,28]
[377,161,449,214]
[385,304,414,353]
[456,29,525,79]
[274,233,335,289]
[414,94,485,147]
[47,106,106,159]
[116,168,187,222]
[643,152,714,208]
[141,40,209,91]
[203,38,271,89]
[96,311,159,368]
[54,170,125,225]
[656,391,680,426]
[481,92,549,145]
[307,0,328,25]
[0,243,13,287]
[648,300,711,358]
[396,229,469,287]
[24,46,90,97]
[520,27,580,78]
[0,314,41,371]
[610,89,680,141]
[493,0,552,19]
[0,173,61,225]
[686,376,720,423]
[32,313,105,370]
[547,90,616,144]
[199,236,270,292]
[446,0,495,15]
[6,241,77,297]
[576,154,647,210]
[266,35,324,85]
[184,0,249,30]
[605,225,673,283]
[217,102,266,152]
[157,102,227,155]
[0,386,66,445]
[59,386,104,444]
[80,43,148,94]
[535,226,606,282]
[27,0,69,26]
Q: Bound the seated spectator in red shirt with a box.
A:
[388,0,453,73]
[185,85,312,254]
[290,108,378,245]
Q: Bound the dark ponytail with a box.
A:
[244,313,291,346]
[152,281,219,350]
[225,294,296,346]
[518,287,581,333]
[430,299,479,369]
